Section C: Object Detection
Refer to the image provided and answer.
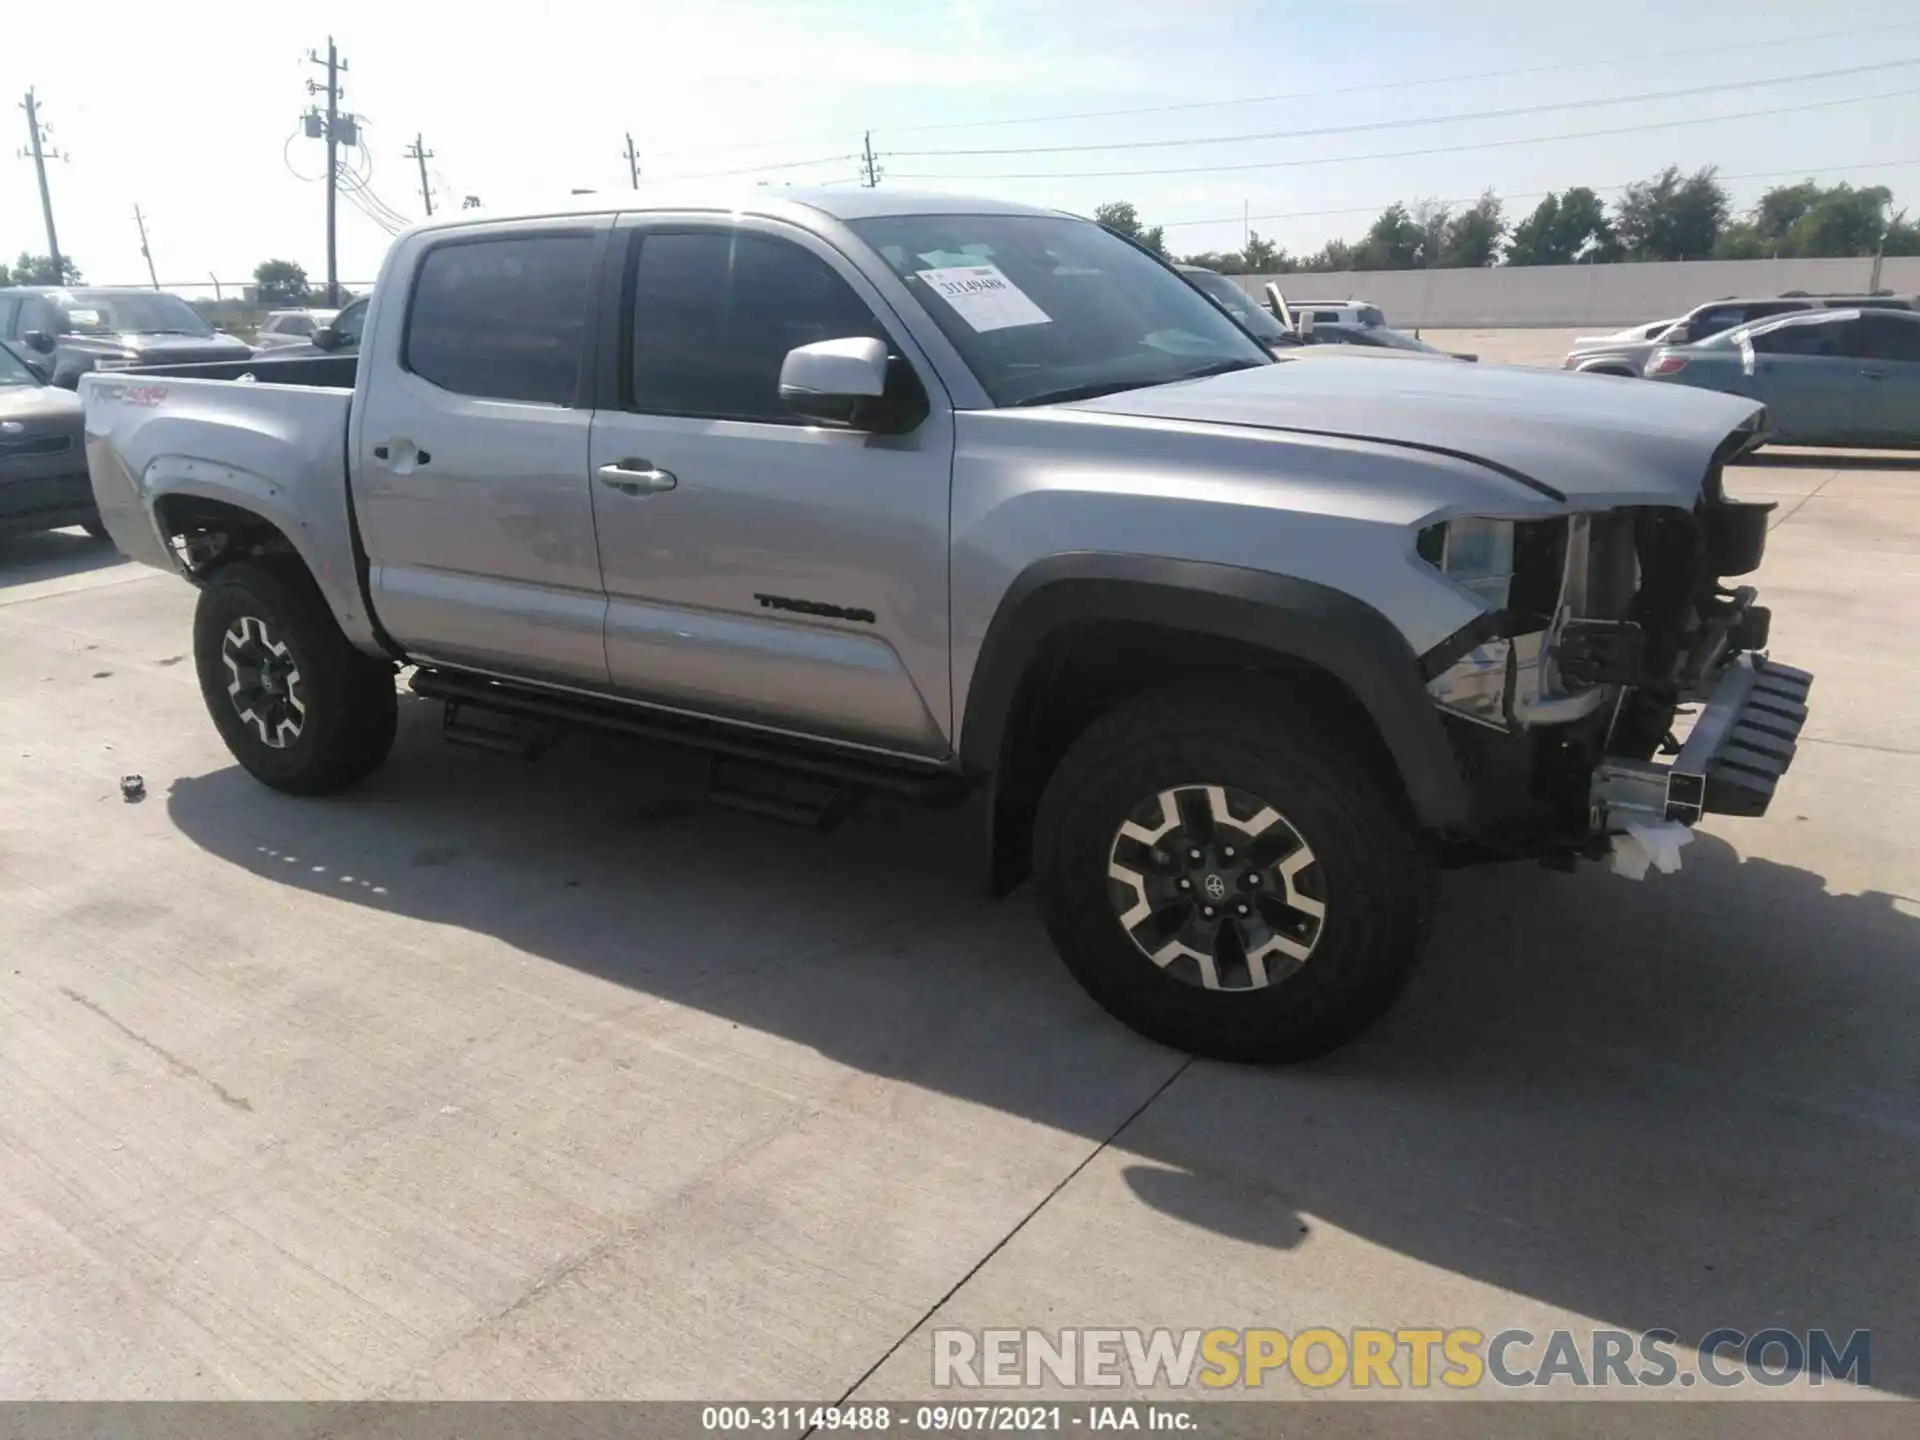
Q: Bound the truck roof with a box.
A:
[400,186,1069,238]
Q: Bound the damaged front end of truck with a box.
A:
[1417,420,1813,873]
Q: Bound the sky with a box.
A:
[6,0,1920,295]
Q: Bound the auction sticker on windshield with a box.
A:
[916,264,1051,332]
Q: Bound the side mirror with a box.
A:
[1663,324,1692,345]
[310,325,340,352]
[24,330,55,354]
[779,337,891,429]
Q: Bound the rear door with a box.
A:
[350,219,614,687]
[1851,312,1920,443]
[585,216,955,756]
[1745,317,1862,443]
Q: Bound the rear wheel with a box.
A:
[192,559,398,795]
[1033,684,1431,1063]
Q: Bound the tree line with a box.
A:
[1097,166,1920,275]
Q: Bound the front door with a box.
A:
[587,218,955,757]
[350,220,613,688]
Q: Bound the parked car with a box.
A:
[1563,293,1918,377]
[1303,320,1477,361]
[0,286,253,387]
[1260,285,1473,360]
[250,294,369,360]
[0,339,103,540]
[1177,266,1302,355]
[81,188,1809,1064]
[1642,307,1920,448]
[254,308,340,353]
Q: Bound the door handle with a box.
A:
[597,460,677,495]
[372,440,431,468]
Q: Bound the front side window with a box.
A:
[625,230,885,422]
[333,298,369,347]
[1747,316,1848,357]
[848,212,1267,407]
[280,314,315,336]
[405,234,595,404]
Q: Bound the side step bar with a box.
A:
[408,668,970,809]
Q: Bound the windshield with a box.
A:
[1181,270,1290,343]
[847,213,1269,406]
[57,292,214,337]
[0,342,42,386]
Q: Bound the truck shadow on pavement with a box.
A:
[165,698,1920,1394]
[0,527,124,588]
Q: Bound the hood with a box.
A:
[1062,354,1764,507]
[1575,320,1674,347]
[0,382,84,426]
[62,332,252,360]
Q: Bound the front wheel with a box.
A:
[192,559,398,795]
[1033,684,1431,1063]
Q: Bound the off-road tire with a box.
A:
[193,558,398,795]
[1033,682,1431,1063]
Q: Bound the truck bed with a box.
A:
[81,366,381,649]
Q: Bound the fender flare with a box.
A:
[958,553,1471,831]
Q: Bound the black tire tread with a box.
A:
[192,558,397,795]
[1033,679,1430,1063]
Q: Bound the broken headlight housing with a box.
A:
[1416,517,1518,608]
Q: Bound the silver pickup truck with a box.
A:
[82,189,1811,1063]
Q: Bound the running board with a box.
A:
[409,669,968,808]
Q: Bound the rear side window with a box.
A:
[1857,314,1920,361]
[405,234,595,404]
[624,230,884,422]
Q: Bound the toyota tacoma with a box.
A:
[80,190,1810,1062]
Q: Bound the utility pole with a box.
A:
[305,39,349,305]
[623,132,640,190]
[1870,207,1906,294]
[133,205,159,288]
[18,90,64,279]
[860,131,882,189]
[405,133,434,216]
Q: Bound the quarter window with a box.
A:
[405,234,595,404]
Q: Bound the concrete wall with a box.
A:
[1233,256,1920,329]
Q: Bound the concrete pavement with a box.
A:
[2,427,1915,1408]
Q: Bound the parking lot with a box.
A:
[3,332,1917,1408]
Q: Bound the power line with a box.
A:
[630,21,1914,161]
[876,21,1920,137]
[887,58,1920,158]
[1158,158,1920,233]
[886,85,1920,182]
[644,151,861,183]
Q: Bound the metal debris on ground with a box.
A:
[119,774,146,802]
